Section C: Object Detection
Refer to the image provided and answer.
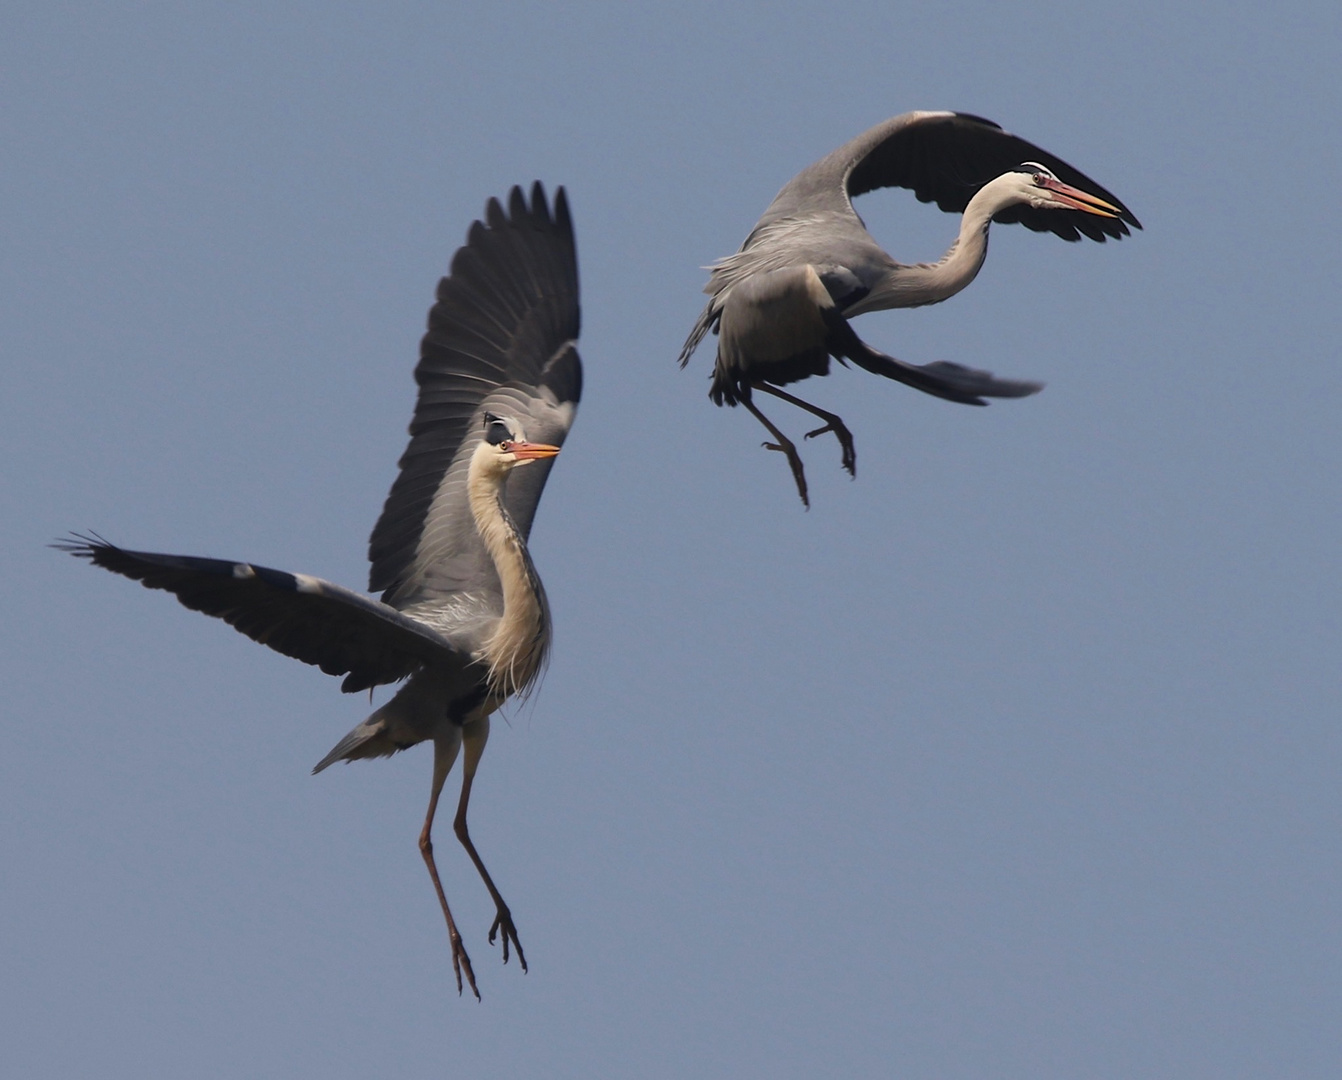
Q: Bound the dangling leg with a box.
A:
[753,382,856,477]
[740,394,810,508]
[419,729,480,999]
[453,715,527,973]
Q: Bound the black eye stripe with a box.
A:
[484,420,513,445]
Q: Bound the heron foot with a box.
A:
[449,927,481,1000]
[761,440,811,508]
[489,904,528,972]
[802,418,857,477]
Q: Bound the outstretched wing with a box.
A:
[58,535,462,693]
[368,183,582,609]
[840,342,1044,406]
[766,110,1141,243]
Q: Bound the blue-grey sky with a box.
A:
[4,3,1339,1078]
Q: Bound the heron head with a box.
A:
[1006,162,1121,218]
[478,412,561,476]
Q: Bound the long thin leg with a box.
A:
[740,394,810,508]
[420,733,480,999]
[754,382,856,477]
[453,716,527,973]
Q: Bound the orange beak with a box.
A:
[509,441,562,461]
[1040,176,1122,218]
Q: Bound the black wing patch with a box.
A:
[845,112,1141,242]
[58,535,461,693]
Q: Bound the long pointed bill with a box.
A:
[509,441,562,461]
[1040,177,1122,218]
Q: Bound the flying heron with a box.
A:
[60,183,581,999]
[679,110,1141,506]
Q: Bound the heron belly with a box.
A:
[711,266,836,404]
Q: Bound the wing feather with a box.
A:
[59,536,461,693]
[368,183,582,608]
[768,110,1141,242]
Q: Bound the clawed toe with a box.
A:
[802,421,856,476]
[489,907,528,972]
[449,932,480,1000]
[760,440,810,507]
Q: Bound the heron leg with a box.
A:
[753,382,856,477]
[420,731,480,999]
[454,716,527,973]
[740,394,810,508]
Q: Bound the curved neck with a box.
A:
[468,468,547,696]
[862,175,1015,311]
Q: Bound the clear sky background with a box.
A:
[4,3,1339,1078]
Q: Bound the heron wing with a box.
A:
[367,183,582,609]
[767,110,1141,243]
[836,330,1045,405]
[59,535,463,693]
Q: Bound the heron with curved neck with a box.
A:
[680,111,1141,506]
[854,164,1121,312]
[382,411,561,996]
[61,182,584,1000]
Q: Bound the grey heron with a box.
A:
[679,110,1141,506]
[59,183,581,999]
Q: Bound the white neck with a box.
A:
[467,460,548,697]
[862,173,1020,311]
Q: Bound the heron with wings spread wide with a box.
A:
[680,110,1141,506]
[61,183,581,999]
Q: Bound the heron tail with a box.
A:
[312,714,399,773]
[311,673,442,773]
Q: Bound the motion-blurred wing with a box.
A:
[772,110,1141,243]
[60,535,462,693]
[368,183,582,609]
